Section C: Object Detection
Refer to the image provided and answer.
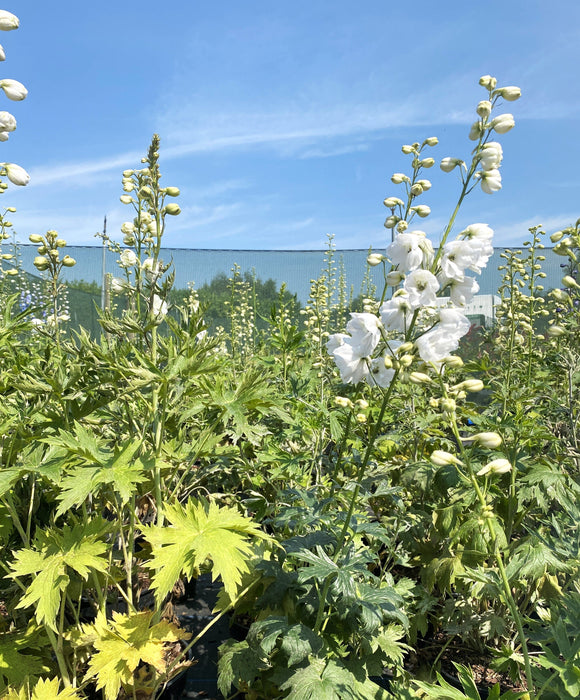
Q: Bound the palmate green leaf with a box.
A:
[144,498,271,602]
[55,439,147,516]
[506,538,573,581]
[0,631,48,690]
[278,656,386,700]
[9,522,108,630]
[83,610,190,700]
[217,639,268,697]
[4,677,82,700]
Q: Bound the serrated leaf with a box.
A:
[145,498,270,602]
[279,656,355,700]
[84,610,190,700]
[0,632,47,688]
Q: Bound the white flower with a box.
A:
[119,249,138,267]
[326,333,347,355]
[476,100,492,118]
[0,45,5,61]
[0,131,8,141]
[152,294,168,318]
[380,293,412,331]
[0,111,16,131]
[142,257,162,281]
[490,113,515,134]
[440,240,482,282]
[477,169,502,195]
[386,231,433,271]
[0,79,27,101]
[439,275,480,306]
[331,341,371,385]
[368,357,395,388]
[345,313,381,358]
[4,163,29,186]
[404,269,440,308]
[415,308,470,367]
[460,223,494,243]
[0,11,19,30]
[110,277,128,294]
[478,142,503,170]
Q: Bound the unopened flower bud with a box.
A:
[164,186,180,197]
[367,253,385,266]
[383,356,393,369]
[401,144,414,154]
[497,86,521,101]
[396,220,408,233]
[442,355,464,368]
[0,11,19,31]
[62,255,76,267]
[440,157,462,173]
[399,354,414,368]
[469,121,484,141]
[56,238,67,247]
[33,255,49,271]
[386,271,405,286]
[0,79,27,101]
[384,215,398,229]
[454,379,485,393]
[479,75,497,90]
[547,325,565,337]
[424,136,438,146]
[490,114,515,134]
[441,398,456,413]
[383,196,403,208]
[356,413,367,423]
[409,371,431,384]
[29,234,43,243]
[477,458,512,476]
[391,173,408,184]
[413,205,431,218]
[550,288,569,302]
[431,450,462,467]
[397,341,414,354]
[476,100,492,118]
[420,157,435,168]
[562,275,580,289]
[4,163,30,186]
[120,195,133,204]
[472,432,502,449]
[334,396,353,408]
[164,203,181,215]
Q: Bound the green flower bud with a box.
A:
[164,203,181,215]
[33,255,49,271]
[164,186,180,197]
[29,233,43,243]
[62,255,76,267]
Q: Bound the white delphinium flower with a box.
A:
[119,249,138,267]
[151,294,168,319]
[3,162,29,185]
[326,332,347,355]
[478,142,503,170]
[460,223,494,243]
[386,232,424,271]
[111,277,128,294]
[404,269,440,308]
[142,257,162,281]
[380,292,412,331]
[440,239,483,282]
[439,275,480,306]
[368,357,395,388]
[415,308,471,367]
[331,342,371,385]
[476,168,502,194]
[0,78,27,101]
[344,312,382,358]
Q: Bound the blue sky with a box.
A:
[1,0,579,250]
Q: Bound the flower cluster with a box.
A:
[327,75,520,387]
[0,9,29,188]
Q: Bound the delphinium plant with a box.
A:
[218,75,539,699]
